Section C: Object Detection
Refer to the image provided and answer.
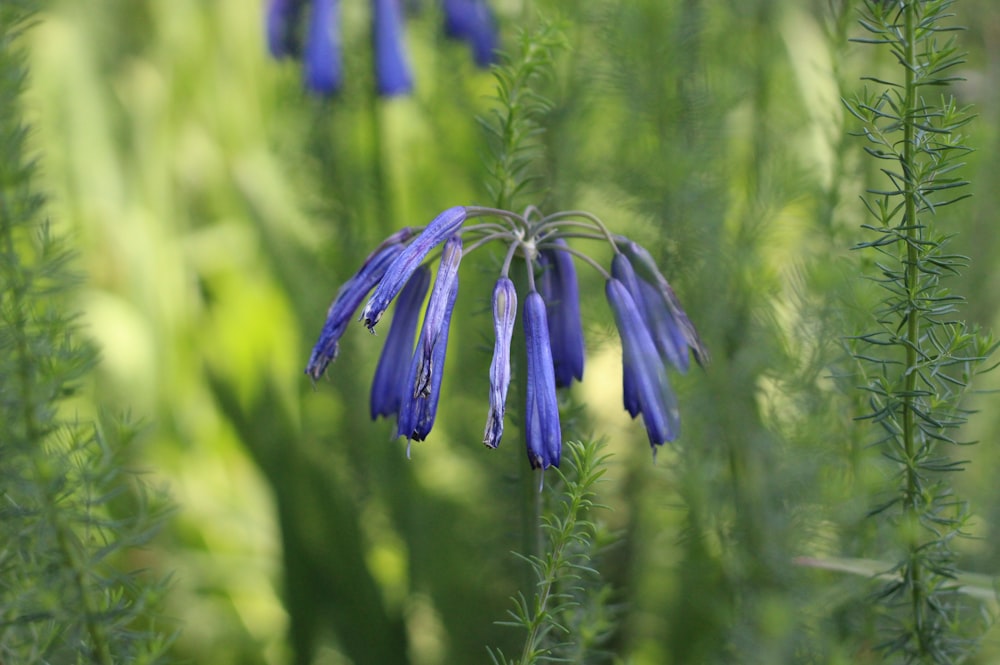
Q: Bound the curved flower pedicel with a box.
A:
[306,205,705,470]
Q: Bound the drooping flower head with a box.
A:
[265,0,498,95]
[306,204,704,470]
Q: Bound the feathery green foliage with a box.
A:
[846,1,996,660]
[490,439,614,665]
[0,3,174,663]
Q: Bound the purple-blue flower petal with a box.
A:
[442,0,499,68]
[616,237,709,366]
[539,241,584,388]
[267,0,304,59]
[373,0,414,96]
[606,278,680,447]
[415,236,462,397]
[396,267,459,442]
[305,241,405,381]
[362,206,466,330]
[484,277,517,449]
[304,0,342,95]
[370,265,431,419]
[524,290,562,469]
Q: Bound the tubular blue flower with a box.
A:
[524,290,562,469]
[373,0,414,96]
[611,252,688,374]
[442,0,499,68]
[362,206,466,330]
[414,236,462,397]
[370,265,431,419]
[267,0,305,58]
[539,240,585,387]
[396,260,460,442]
[616,237,709,366]
[303,0,342,95]
[305,240,405,381]
[606,278,681,447]
[483,277,517,449]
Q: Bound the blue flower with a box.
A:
[442,0,499,68]
[396,236,462,442]
[370,265,431,419]
[303,0,342,95]
[414,236,462,396]
[524,290,562,469]
[362,206,466,330]
[373,0,414,96]
[305,234,410,381]
[267,0,305,59]
[484,276,517,449]
[616,237,708,367]
[306,205,703,470]
[605,277,681,447]
[539,240,584,387]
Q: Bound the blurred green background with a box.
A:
[20,0,1000,663]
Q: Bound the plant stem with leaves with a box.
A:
[847,1,995,660]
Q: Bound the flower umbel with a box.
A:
[306,205,705,468]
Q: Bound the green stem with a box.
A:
[900,0,924,653]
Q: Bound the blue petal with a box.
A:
[524,291,562,469]
[396,240,461,442]
[484,276,517,448]
[606,278,680,447]
[415,236,462,397]
[305,240,405,381]
[373,0,414,96]
[442,0,499,68]
[362,207,466,330]
[616,237,708,366]
[370,265,430,419]
[304,0,342,95]
[266,0,304,59]
[539,240,585,387]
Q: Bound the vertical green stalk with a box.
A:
[899,2,925,651]
[848,1,994,660]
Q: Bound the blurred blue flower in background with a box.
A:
[306,206,706,470]
[442,0,499,68]
[266,0,498,96]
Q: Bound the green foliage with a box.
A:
[478,18,567,211]
[0,4,173,663]
[846,1,997,660]
[12,0,1000,664]
[490,439,614,665]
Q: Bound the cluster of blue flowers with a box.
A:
[306,206,707,471]
[266,0,498,96]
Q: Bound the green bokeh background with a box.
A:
[20,0,1000,663]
